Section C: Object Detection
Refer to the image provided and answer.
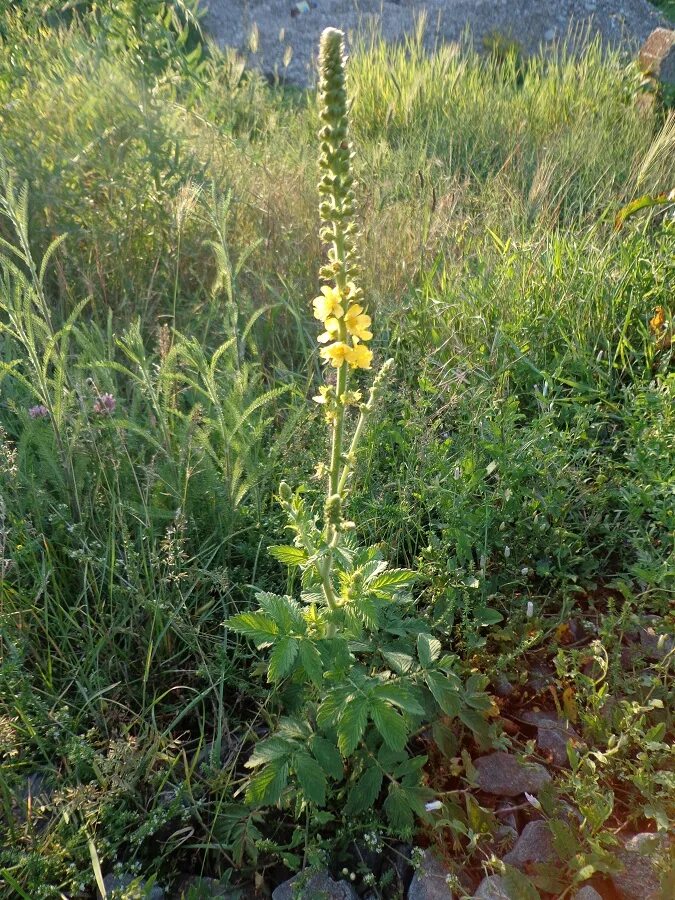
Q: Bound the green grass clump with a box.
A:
[0,5,673,898]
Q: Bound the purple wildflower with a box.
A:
[28,404,49,420]
[93,393,116,416]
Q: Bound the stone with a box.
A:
[99,875,164,899]
[474,752,551,797]
[638,617,675,662]
[639,29,675,86]
[271,870,358,900]
[520,710,583,767]
[474,875,514,899]
[611,832,670,900]
[544,29,557,43]
[503,820,556,869]
[407,850,454,900]
[492,674,514,698]
[571,887,603,900]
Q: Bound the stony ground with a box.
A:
[203,0,666,84]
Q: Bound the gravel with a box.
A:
[203,1,666,85]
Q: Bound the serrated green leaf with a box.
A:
[393,755,428,779]
[432,720,458,758]
[352,595,380,628]
[337,695,369,756]
[502,866,542,900]
[317,688,351,729]
[426,671,461,717]
[257,592,305,634]
[417,633,441,668]
[384,783,414,833]
[246,737,295,769]
[310,736,343,780]
[371,699,408,751]
[369,568,416,597]
[293,752,327,805]
[268,636,298,683]
[374,683,425,716]
[245,759,289,805]
[345,766,383,816]
[458,707,490,739]
[298,640,323,687]
[226,612,278,648]
[382,651,415,674]
[268,544,308,567]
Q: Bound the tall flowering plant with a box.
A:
[228,28,491,836]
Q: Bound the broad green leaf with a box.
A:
[426,671,461,717]
[374,683,425,716]
[337,695,369,756]
[317,688,351,729]
[371,699,408,751]
[393,755,427,779]
[268,544,308,567]
[246,737,295,769]
[245,759,289,805]
[310,736,343,780]
[298,640,323,687]
[345,766,383,816]
[458,708,490,740]
[432,720,458,758]
[384,783,414,833]
[502,867,542,900]
[294,752,327,806]
[257,592,305,634]
[382,651,415,674]
[227,612,278,648]
[369,568,416,597]
[474,607,503,626]
[268,636,298,683]
[417,633,441,668]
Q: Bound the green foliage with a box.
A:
[0,7,673,897]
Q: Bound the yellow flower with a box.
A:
[313,285,344,322]
[317,317,340,343]
[650,306,666,334]
[346,342,373,370]
[344,304,372,342]
[320,341,352,367]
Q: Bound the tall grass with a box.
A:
[0,9,673,896]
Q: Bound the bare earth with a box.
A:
[202,0,666,85]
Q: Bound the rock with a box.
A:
[639,29,675,87]
[474,752,551,797]
[503,820,556,869]
[99,875,165,899]
[611,832,670,900]
[544,28,557,43]
[520,710,583,767]
[493,674,514,698]
[390,842,414,893]
[572,887,603,900]
[271,870,358,900]
[474,875,514,899]
[638,617,675,662]
[407,850,454,900]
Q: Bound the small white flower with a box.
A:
[425,800,443,812]
[504,546,511,558]
[526,601,534,618]
[522,566,531,577]
[453,466,461,480]
[525,792,542,810]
